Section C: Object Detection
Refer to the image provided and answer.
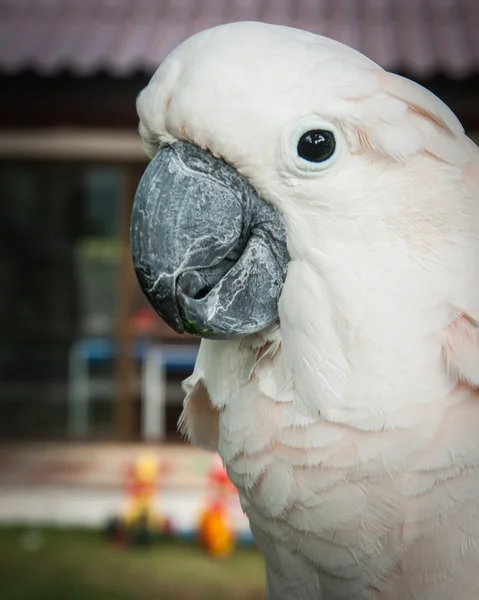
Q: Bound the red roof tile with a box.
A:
[1,0,478,78]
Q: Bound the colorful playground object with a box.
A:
[106,451,172,545]
[197,454,238,557]
[105,451,254,551]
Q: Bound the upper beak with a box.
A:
[130,141,289,339]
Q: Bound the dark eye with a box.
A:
[297,130,336,163]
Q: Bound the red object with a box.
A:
[209,459,236,495]
[131,307,158,334]
[211,467,229,486]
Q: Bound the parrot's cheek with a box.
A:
[130,141,290,340]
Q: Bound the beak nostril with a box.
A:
[177,271,213,300]
[193,285,214,300]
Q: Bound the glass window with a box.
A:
[75,166,123,336]
[0,160,124,439]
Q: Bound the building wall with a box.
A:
[2,73,479,130]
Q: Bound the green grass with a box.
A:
[0,526,265,600]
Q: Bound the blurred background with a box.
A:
[0,0,478,598]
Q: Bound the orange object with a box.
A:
[198,455,237,557]
[199,501,235,557]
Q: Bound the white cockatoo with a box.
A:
[130,21,479,600]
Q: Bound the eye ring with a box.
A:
[297,130,336,163]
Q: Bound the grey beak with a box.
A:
[130,141,289,340]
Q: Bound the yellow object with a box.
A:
[122,452,162,528]
[134,452,159,482]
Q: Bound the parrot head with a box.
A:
[131,21,474,344]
